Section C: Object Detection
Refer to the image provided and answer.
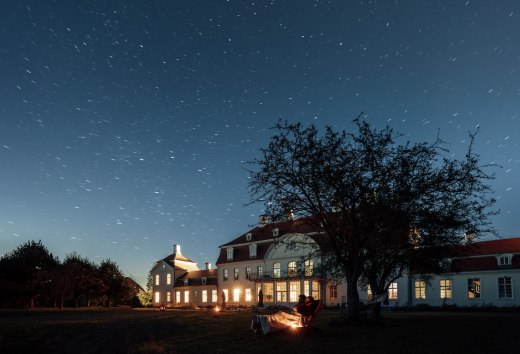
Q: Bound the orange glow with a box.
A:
[214,306,221,312]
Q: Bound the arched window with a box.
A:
[273,262,281,278]
[287,261,297,277]
[304,260,313,276]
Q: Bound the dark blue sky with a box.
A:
[1,0,519,286]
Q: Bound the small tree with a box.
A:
[137,271,153,307]
[249,119,496,319]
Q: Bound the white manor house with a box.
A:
[151,217,520,309]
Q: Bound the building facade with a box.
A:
[150,245,218,307]
[151,221,520,309]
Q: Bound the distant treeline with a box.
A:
[0,240,148,309]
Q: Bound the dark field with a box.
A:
[0,308,517,354]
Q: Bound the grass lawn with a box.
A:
[0,308,518,353]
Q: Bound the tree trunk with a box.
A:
[372,302,382,318]
[345,273,360,320]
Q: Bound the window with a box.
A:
[245,288,252,302]
[155,274,160,286]
[273,263,281,278]
[330,285,338,301]
[154,291,160,303]
[367,285,373,300]
[166,292,171,302]
[304,260,313,276]
[176,291,180,303]
[388,282,398,300]
[272,228,279,237]
[233,288,241,302]
[246,232,252,241]
[234,268,239,280]
[468,278,481,299]
[303,281,310,297]
[202,290,208,303]
[289,281,299,302]
[245,266,251,280]
[201,277,207,285]
[276,282,287,302]
[498,256,511,266]
[193,290,198,302]
[166,273,171,285]
[440,279,453,299]
[312,280,320,300]
[415,280,426,300]
[249,243,257,258]
[183,279,188,286]
[212,289,218,302]
[257,265,264,279]
[223,269,228,281]
[498,277,512,299]
[184,290,189,303]
[264,283,274,302]
[287,261,297,277]
[226,247,233,260]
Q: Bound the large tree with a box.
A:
[0,240,59,308]
[248,119,496,319]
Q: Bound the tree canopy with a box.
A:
[249,119,496,318]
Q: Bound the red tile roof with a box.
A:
[466,237,520,255]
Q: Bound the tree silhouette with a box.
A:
[249,119,496,319]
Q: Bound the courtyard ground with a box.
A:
[0,308,517,353]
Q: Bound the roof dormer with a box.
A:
[497,254,513,267]
[246,232,252,241]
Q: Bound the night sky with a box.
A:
[1,0,519,287]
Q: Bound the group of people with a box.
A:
[252,295,320,334]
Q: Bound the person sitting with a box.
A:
[252,296,318,334]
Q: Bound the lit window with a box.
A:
[155,274,160,286]
[249,243,257,258]
[289,281,299,302]
[257,266,264,279]
[212,289,217,302]
[194,290,198,302]
[330,285,338,301]
[367,285,373,300]
[245,288,252,302]
[223,289,229,303]
[276,282,287,302]
[184,290,189,303]
[440,279,452,299]
[234,268,239,280]
[223,269,228,281]
[226,248,233,260]
[287,261,297,277]
[233,288,241,302]
[154,292,160,303]
[273,263,281,278]
[498,277,512,299]
[304,260,313,276]
[166,273,171,285]
[245,266,251,280]
[415,281,426,300]
[175,291,180,303]
[468,278,481,299]
[202,290,208,303]
[303,281,310,297]
[388,282,398,300]
[166,291,171,302]
[264,283,274,302]
[312,280,320,300]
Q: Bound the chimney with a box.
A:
[205,262,211,270]
[173,244,182,255]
